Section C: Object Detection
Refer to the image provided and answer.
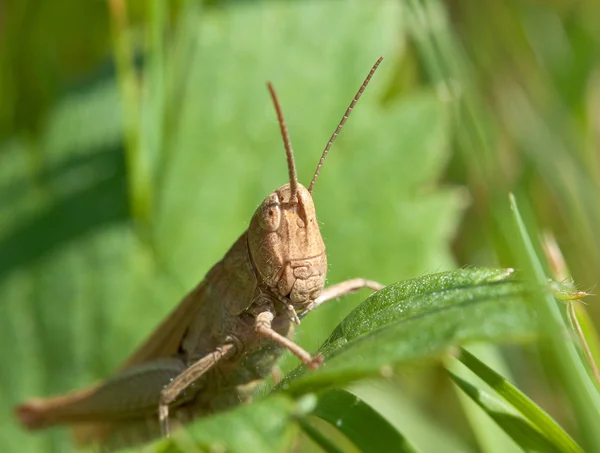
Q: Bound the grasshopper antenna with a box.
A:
[267,82,299,203]
[308,56,384,194]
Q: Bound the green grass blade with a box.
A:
[312,389,420,453]
[298,418,346,453]
[351,381,475,453]
[458,348,583,453]
[568,302,600,385]
[448,345,520,453]
[139,0,166,211]
[107,0,150,226]
[450,373,560,453]
[510,194,600,451]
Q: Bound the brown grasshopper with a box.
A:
[15,57,384,450]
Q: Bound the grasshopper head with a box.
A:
[248,183,327,310]
[253,60,382,311]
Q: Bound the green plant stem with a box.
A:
[510,193,600,452]
[108,0,151,227]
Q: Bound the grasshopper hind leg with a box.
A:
[16,357,191,450]
[159,342,238,436]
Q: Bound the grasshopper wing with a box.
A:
[70,232,259,447]
[16,233,259,449]
[119,280,206,369]
[15,281,207,449]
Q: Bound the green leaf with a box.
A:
[310,389,420,453]
[457,348,583,453]
[450,373,560,453]
[124,395,302,453]
[280,268,536,393]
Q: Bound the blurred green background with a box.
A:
[1,0,599,452]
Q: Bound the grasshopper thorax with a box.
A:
[248,183,327,310]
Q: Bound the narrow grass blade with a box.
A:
[298,418,346,453]
[312,389,420,453]
[448,345,520,453]
[458,348,582,453]
[107,0,150,225]
[450,373,560,453]
[510,194,600,451]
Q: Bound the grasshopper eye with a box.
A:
[259,202,281,232]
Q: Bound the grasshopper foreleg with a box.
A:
[300,278,384,319]
[159,342,238,436]
[255,311,323,369]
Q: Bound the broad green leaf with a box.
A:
[125,395,302,453]
[0,1,462,452]
[310,389,420,453]
[154,0,464,364]
[280,268,536,393]
[457,348,582,453]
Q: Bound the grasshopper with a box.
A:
[15,57,384,450]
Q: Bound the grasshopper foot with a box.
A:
[158,401,170,437]
[15,400,47,430]
[307,354,324,370]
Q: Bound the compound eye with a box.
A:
[258,197,281,232]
